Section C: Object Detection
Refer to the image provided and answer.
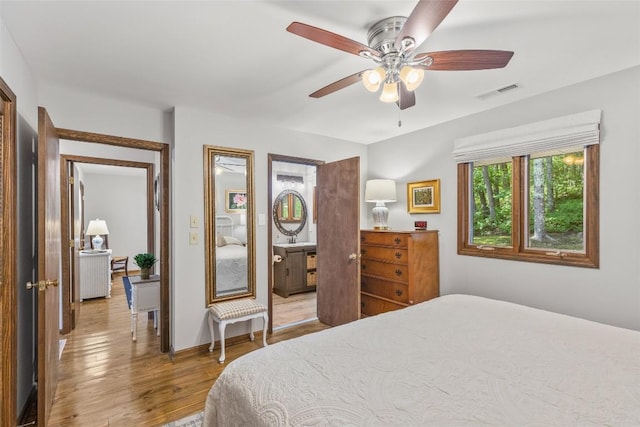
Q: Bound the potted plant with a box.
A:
[134,253,157,280]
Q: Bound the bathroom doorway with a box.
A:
[268,155,323,330]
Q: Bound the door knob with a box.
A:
[348,253,359,260]
[26,280,59,291]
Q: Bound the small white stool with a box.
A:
[207,298,268,363]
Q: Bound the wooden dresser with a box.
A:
[360,230,439,317]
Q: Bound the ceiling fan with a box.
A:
[286,0,514,110]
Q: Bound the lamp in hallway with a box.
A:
[86,219,109,250]
[365,179,396,230]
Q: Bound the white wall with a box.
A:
[39,84,171,144]
[172,106,368,351]
[367,66,640,331]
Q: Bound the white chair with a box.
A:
[207,298,268,363]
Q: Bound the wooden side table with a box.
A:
[129,274,160,341]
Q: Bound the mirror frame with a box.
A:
[203,145,256,305]
[273,189,307,237]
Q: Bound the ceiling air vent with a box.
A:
[477,83,520,100]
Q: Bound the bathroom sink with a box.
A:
[274,242,315,247]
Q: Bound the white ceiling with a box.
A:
[2,0,639,144]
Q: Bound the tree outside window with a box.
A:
[459,145,599,268]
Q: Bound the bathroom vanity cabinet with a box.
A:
[273,243,317,298]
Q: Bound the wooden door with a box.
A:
[73,180,84,328]
[66,162,81,330]
[36,106,61,427]
[316,157,360,326]
[0,76,17,427]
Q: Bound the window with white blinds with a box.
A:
[455,110,601,268]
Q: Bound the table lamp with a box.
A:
[365,179,396,230]
[86,219,109,250]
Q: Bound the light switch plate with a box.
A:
[258,213,266,226]
[190,216,199,228]
[189,232,198,245]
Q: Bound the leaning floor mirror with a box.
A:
[203,145,256,304]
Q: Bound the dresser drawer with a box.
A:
[361,245,408,264]
[360,294,405,316]
[361,276,409,304]
[361,259,408,282]
[360,232,408,248]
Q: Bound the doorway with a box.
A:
[56,129,170,352]
[60,154,157,340]
[268,155,323,331]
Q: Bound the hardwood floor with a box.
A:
[272,290,317,328]
[46,275,329,426]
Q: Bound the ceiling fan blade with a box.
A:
[414,50,514,70]
[287,22,380,58]
[309,71,365,98]
[396,82,416,110]
[394,0,458,52]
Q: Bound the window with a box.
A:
[455,111,600,268]
[277,193,304,222]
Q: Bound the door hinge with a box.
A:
[69,176,75,185]
[69,239,75,248]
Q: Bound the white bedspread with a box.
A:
[215,244,247,295]
[204,294,640,426]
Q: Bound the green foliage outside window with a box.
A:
[472,151,585,250]
[472,162,513,244]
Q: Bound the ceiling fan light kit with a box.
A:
[287,0,514,110]
[362,67,385,92]
[380,82,400,103]
[399,66,424,91]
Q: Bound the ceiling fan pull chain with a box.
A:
[398,108,402,128]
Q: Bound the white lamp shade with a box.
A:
[365,179,397,203]
[362,67,385,92]
[86,219,109,236]
[399,66,424,91]
[379,82,399,103]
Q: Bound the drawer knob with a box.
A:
[395,289,403,296]
[362,264,366,270]
[394,237,401,244]
[394,251,401,259]
[361,301,365,308]
[395,269,402,276]
[361,249,366,255]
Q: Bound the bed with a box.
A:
[215,216,247,296]
[203,294,640,426]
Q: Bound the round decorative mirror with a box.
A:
[273,189,307,237]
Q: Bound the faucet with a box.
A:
[288,235,297,244]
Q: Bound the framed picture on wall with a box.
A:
[407,179,441,214]
[225,190,247,212]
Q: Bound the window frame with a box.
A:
[277,193,304,223]
[457,144,599,268]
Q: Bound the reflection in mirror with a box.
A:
[204,146,255,304]
[273,189,307,238]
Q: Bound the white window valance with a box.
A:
[453,110,601,164]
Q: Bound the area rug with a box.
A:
[162,411,203,427]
